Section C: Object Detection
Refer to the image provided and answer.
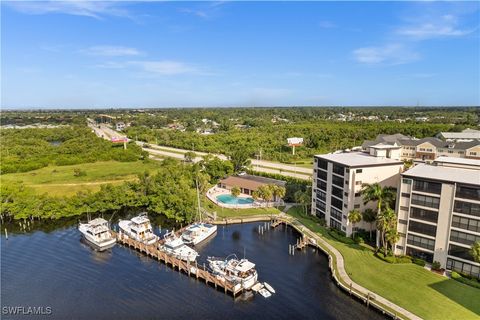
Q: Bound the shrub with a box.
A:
[412,258,426,267]
[374,252,412,264]
[451,271,480,289]
[328,228,355,244]
[73,168,87,177]
[354,236,364,244]
[431,261,442,271]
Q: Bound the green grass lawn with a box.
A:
[1,160,161,196]
[202,196,280,218]
[287,206,480,320]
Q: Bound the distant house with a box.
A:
[437,128,480,142]
[116,122,125,131]
[219,174,286,199]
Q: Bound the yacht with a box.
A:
[181,223,217,246]
[207,254,258,290]
[159,232,199,262]
[118,213,158,245]
[78,218,116,251]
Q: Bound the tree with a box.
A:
[348,209,362,238]
[196,172,211,194]
[362,208,376,241]
[376,207,397,256]
[231,186,241,198]
[272,185,286,208]
[294,189,311,215]
[229,148,251,173]
[385,228,400,253]
[258,185,273,205]
[471,241,480,263]
[251,190,260,202]
[184,151,197,163]
[361,183,396,248]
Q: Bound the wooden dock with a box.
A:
[113,231,244,297]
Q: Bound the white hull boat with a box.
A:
[118,213,158,245]
[160,233,199,262]
[182,223,217,246]
[78,218,116,251]
[208,254,258,290]
[258,288,272,298]
[264,282,275,294]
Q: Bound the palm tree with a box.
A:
[377,207,397,256]
[361,183,396,248]
[385,228,400,253]
[471,241,480,263]
[231,186,241,198]
[259,185,274,206]
[294,189,311,215]
[362,208,376,242]
[348,209,362,239]
[272,185,286,208]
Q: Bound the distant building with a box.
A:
[437,128,480,142]
[115,122,125,131]
[219,174,286,200]
[395,157,480,279]
[312,152,403,236]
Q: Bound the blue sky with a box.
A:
[2,1,479,108]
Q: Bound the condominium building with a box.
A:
[312,152,403,236]
[395,157,480,278]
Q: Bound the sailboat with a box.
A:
[181,177,217,246]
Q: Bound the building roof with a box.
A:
[402,163,480,185]
[442,140,480,150]
[438,128,480,140]
[315,152,403,168]
[414,137,446,148]
[434,156,480,167]
[219,174,286,190]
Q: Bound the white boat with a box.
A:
[207,254,258,290]
[182,223,217,245]
[118,213,158,245]
[258,288,272,298]
[251,282,263,293]
[78,218,116,251]
[159,232,199,262]
[264,282,275,294]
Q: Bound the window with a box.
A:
[316,200,326,213]
[331,197,343,210]
[355,181,362,186]
[332,175,343,188]
[333,164,345,176]
[447,258,480,279]
[332,186,343,199]
[470,152,477,156]
[354,204,360,209]
[450,230,480,246]
[317,159,328,170]
[455,185,480,201]
[400,206,409,211]
[344,192,348,197]
[413,179,442,194]
[356,169,363,173]
[411,193,440,209]
[316,190,326,202]
[402,192,411,198]
[407,234,435,251]
[317,180,327,191]
[396,245,404,250]
[406,246,433,263]
[317,170,327,181]
[408,220,437,237]
[316,208,325,220]
[454,200,480,217]
[355,192,361,197]
[448,244,475,262]
[330,218,342,231]
[399,219,408,225]
[410,206,438,223]
[452,215,480,233]
[330,206,343,221]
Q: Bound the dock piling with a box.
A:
[4,228,8,240]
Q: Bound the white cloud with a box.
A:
[6,1,130,19]
[129,60,201,75]
[353,44,420,65]
[82,46,141,56]
[396,14,475,40]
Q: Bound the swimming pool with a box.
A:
[216,194,254,205]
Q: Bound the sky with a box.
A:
[1,1,479,108]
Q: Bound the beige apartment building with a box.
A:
[312,152,403,237]
[394,157,480,278]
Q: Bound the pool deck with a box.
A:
[207,187,280,209]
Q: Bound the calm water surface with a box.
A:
[2,221,384,319]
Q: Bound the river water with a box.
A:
[1,221,384,319]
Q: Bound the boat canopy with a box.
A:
[89,218,108,226]
[235,260,255,272]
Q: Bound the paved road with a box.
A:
[88,122,312,180]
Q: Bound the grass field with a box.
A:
[1,160,161,196]
[287,206,480,320]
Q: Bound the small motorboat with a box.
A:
[182,222,217,246]
[258,288,272,298]
[118,213,158,245]
[159,232,199,262]
[251,282,263,293]
[78,218,116,251]
[264,282,275,294]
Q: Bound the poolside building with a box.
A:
[312,152,404,237]
[394,157,480,278]
[218,174,286,199]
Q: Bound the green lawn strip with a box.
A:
[1,160,160,185]
[253,164,312,176]
[287,206,480,320]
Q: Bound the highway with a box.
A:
[88,121,312,180]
